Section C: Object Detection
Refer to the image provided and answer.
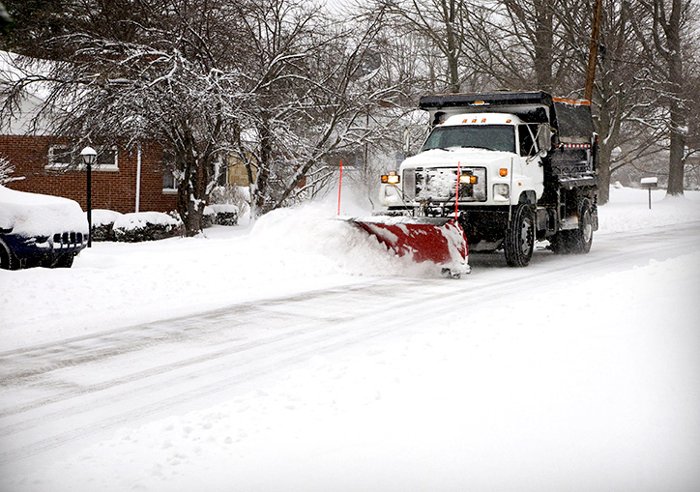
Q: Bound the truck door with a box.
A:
[518,124,544,199]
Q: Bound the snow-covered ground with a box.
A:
[1,187,699,491]
[2,187,698,350]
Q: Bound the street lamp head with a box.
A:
[80,146,97,166]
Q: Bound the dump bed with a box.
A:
[419,91,593,145]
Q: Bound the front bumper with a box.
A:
[1,231,88,268]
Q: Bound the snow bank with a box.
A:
[0,202,430,350]
[598,187,700,234]
[0,185,87,236]
[92,209,123,227]
[112,211,180,230]
[249,202,437,277]
[208,203,238,214]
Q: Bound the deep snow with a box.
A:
[1,186,699,491]
[0,185,88,237]
[2,187,698,351]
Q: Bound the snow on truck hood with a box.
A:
[401,147,514,169]
[0,185,88,237]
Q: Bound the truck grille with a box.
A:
[403,167,487,202]
[53,232,85,248]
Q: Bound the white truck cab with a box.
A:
[377,91,597,267]
[380,112,549,210]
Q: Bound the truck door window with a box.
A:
[518,125,538,157]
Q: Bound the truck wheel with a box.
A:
[569,201,593,254]
[0,240,18,270]
[549,233,569,254]
[504,204,534,267]
[53,254,75,268]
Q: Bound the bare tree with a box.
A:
[631,0,697,195]
[577,0,653,203]
[1,0,399,229]
[1,0,254,235]
[230,1,400,214]
[466,0,584,93]
[376,0,476,93]
[0,154,21,185]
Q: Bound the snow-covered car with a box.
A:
[0,185,88,269]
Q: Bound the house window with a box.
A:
[47,145,119,171]
[162,165,178,193]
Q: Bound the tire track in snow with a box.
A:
[0,225,695,422]
[0,222,698,470]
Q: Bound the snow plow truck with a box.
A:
[375,90,599,267]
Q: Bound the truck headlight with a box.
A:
[493,183,509,200]
[459,174,478,184]
[381,171,400,185]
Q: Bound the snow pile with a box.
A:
[0,202,432,349]
[113,211,180,230]
[92,209,123,227]
[0,185,88,236]
[203,204,239,226]
[598,187,700,233]
[248,203,436,277]
[208,203,238,214]
[111,211,183,242]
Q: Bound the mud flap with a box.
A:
[351,216,470,277]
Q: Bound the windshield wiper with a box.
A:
[460,145,492,151]
[423,147,454,152]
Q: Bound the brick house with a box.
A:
[0,93,177,214]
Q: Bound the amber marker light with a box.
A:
[499,168,508,177]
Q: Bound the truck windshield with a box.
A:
[421,125,515,153]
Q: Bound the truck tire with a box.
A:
[504,204,535,267]
[53,254,75,268]
[550,201,593,255]
[568,200,593,254]
[549,231,570,254]
[0,240,18,270]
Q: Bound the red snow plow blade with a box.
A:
[352,216,470,277]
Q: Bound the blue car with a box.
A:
[0,186,88,269]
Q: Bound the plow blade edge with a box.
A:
[352,217,470,276]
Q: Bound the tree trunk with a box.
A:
[666,52,685,196]
[664,0,686,196]
[175,132,210,237]
[667,102,686,195]
[443,0,461,93]
[533,0,554,92]
[253,114,273,214]
[597,145,611,204]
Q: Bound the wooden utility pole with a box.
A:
[584,0,604,100]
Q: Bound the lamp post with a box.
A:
[80,146,97,247]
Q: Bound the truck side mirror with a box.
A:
[537,124,552,153]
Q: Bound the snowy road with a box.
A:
[1,220,699,490]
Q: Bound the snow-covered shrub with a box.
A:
[210,185,249,219]
[202,206,216,229]
[91,209,123,241]
[210,203,239,226]
[112,212,183,242]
